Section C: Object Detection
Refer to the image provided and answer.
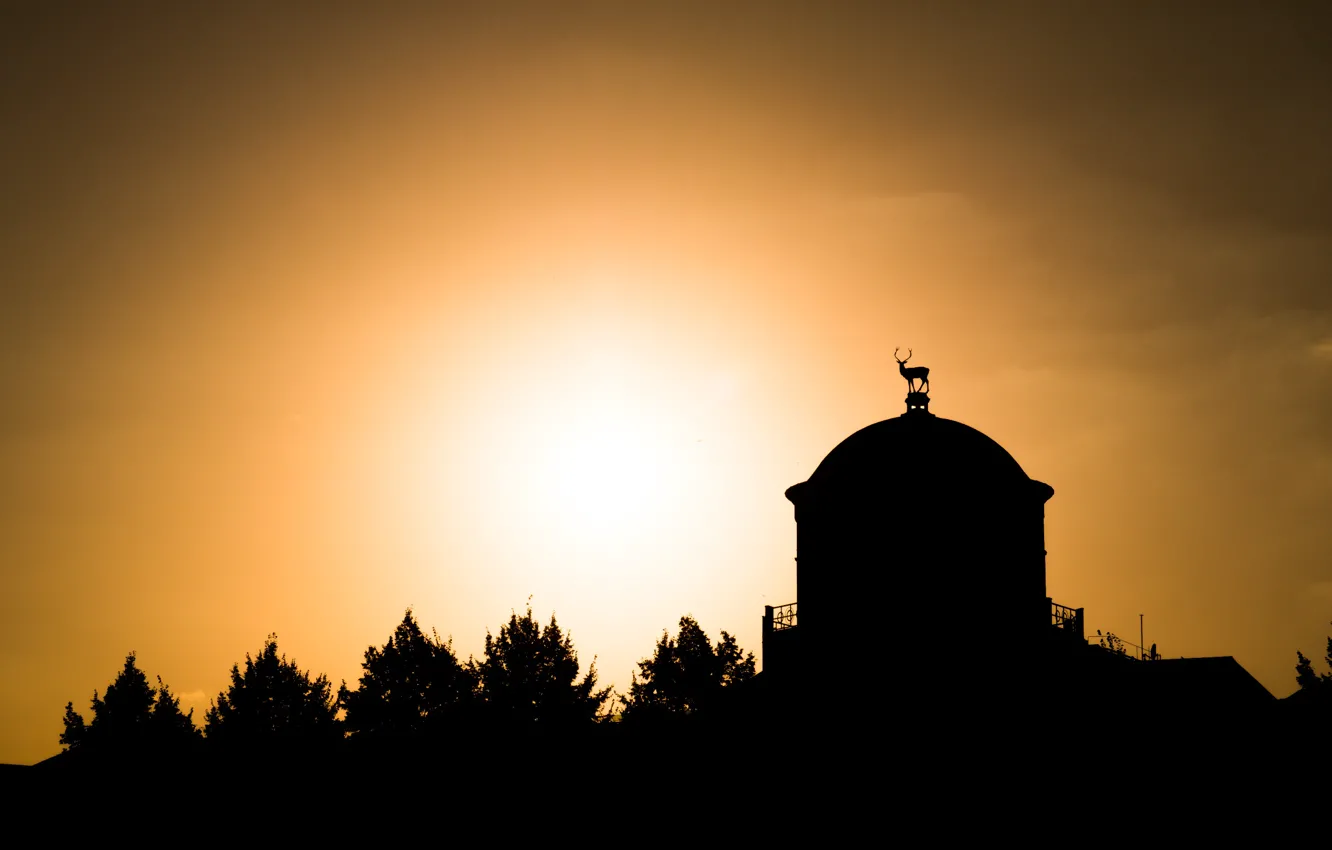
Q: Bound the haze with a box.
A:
[3,3,1331,764]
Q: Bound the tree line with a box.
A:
[1294,628,1332,708]
[60,605,756,752]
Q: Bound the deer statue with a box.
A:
[895,348,930,394]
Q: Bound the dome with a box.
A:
[792,411,1051,500]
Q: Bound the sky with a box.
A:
[3,2,1331,764]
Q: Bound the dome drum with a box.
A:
[782,409,1055,679]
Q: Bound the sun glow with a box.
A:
[488,369,700,562]
[380,302,705,561]
[546,414,674,536]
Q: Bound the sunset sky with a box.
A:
[4,3,1331,764]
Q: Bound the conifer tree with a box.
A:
[1295,632,1332,694]
[622,615,756,720]
[340,609,477,736]
[205,634,341,742]
[478,605,611,725]
[60,652,198,750]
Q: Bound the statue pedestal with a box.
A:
[905,392,931,414]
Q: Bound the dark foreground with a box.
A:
[0,711,1306,834]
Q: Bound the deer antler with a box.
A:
[895,347,929,396]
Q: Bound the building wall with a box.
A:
[787,477,1051,690]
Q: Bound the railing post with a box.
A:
[762,606,775,675]
[1074,607,1085,643]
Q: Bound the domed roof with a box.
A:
[793,411,1050,500]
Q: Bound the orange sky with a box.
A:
[3,3,1331,764]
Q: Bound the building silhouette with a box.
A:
[760,377,1274,723]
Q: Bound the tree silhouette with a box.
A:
[478,605,612,725]
[339,609,477,737]
[204,634,342,742]
[60,701,86,750]
[1096,630,1128,656]
[60,652,199,750]
[622,615,756,721]
[150,676,200,740]
[1295,629,1332,699]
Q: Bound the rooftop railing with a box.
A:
[1089,631,1161,661]
[1050,598,1085,642]
[765,603,797,632]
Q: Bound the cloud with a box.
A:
[1310,339,1332,361]
[174,690,209,713]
